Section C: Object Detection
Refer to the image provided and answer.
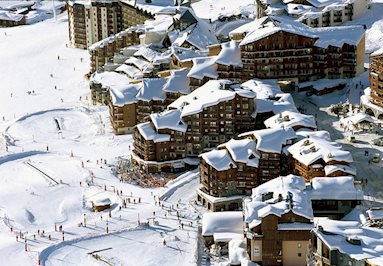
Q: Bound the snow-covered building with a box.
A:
[0,10,26,27]
[244,174,363,265]
[308,176,363,219]
[131,80,258,172]
[198,127,297,211]
[340,112,375,132]
[104,68,190,134]
[238,16,365,82]
[288,135,355,181]
[68,0,124,49]
[312,218,383,266]
[88,7,217,73]
[244,174,314,266]
[361,48,383,119]
[202,211,244,246]
[255,0,369,28]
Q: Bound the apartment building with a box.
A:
[89,26,144,73]
[256,0,369,28]
[187,16,364,87]
[131,80,258,173]
[97,68,190,134]
[68,0,122,49]
[198,128,297,211]
[361,48,383,118]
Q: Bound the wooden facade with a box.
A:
[132,93,257,173]
[367,51,383,115]
[293,158,353,182]
[247,211,312,266]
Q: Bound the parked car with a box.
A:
[372,153,381,163]
[372,137,383,146]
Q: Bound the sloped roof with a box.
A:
[288,135,353,166]
[244,174,313,230]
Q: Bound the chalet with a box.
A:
[202,211,244,247]
[308,176,363,219]
[0,11,25,27]
[244,174,314,266]
[91,198,112,212]
[312,218,383,266]
[288,135,355,181]
[361,48,383,119]
[367,208,383,227]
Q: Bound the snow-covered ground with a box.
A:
[1,0,383,264]
[0,13,201,266]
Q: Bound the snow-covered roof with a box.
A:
[313,219,383,265]
[125,57,153,72]
[191,0,255,22]
[187,56,218,80]
[286,3,318,16]
[162,68,190,94]
[90,71,132,88]
[109,84,140,106]
[324,164,356,176]
[215,41,243,67]
[264,111,317,130]
[136,122,170,143]
[239,127,296,153]
[115,64,143,80]
[367,209,383,221]
[236,16,364,48]
[244,174,313,230]
[254,93,297,114]
[229,17,271,37]
[218,139,260,168]
[298,78,347,91]
[171,46,208,62]
[136,78,167,101]
[296,130,331,141]
[202,211,243,237]
[371,47,383,57]
[120,0,177,15]
[92,197,112,206]
[150,109,187,132]
[241,79,281,99]
[200,149,236,171]
[239,19,315,46]
[0,10,24,22]
[169,80,256,117]
[288,135,353,166]
[182,21,219,50]
[340,112,375,127]
[309,176,363,200]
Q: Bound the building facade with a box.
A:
[68,0,122,49]
[362,49,383,118]
[131,80,258,173]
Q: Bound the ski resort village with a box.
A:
[2,0,383,265]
